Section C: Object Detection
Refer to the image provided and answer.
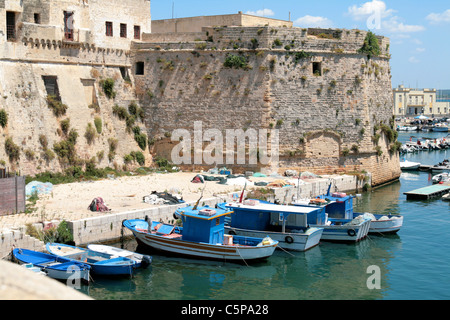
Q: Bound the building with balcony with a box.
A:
[393,85,450,118]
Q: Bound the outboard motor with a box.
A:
[141,255,152,269]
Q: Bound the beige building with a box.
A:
[1,0,151,50]
[393,85,450,117]
[151,11,293,34]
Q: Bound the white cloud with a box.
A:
[347,1,424,34]
[382,17,425,33]
[294,15,333,28]
[408,56,420,64]
[426,9,450,24]
[416,47,426,53]
[347,0,395,21]
[245,9,275,17]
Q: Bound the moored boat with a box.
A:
[13,248,91,283]
[432,172,450,184]
[221,200,324,252]
[352,213,403,234]
[46,243,137,276]
[292,197,372,242]
[400,160,421,171]
[310,185,403,235]
[123,205,278,263]
[87,244,152,269]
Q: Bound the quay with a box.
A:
[0,173,364,259]
[404,185,450,200]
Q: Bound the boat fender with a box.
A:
[285,236,294,244]
[141,255,152,269]
[228,230,237,235]
[347,229,356,237]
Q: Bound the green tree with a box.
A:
[358,31,381,59]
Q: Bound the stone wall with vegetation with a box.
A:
[133,27,400,186]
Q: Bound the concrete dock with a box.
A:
[404,185,450,200]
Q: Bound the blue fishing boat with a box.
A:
[220,200,324,251]
[13,248,91,283]
[46,243,137,276]
[123,205,278,263]
[295,184,403,235]
[292,197,371,241]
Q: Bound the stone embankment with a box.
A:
[0,173,363,258]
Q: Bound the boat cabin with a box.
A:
[226,201,324,232]
[177,206,230,245]
[317,193,354,219]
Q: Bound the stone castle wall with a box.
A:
[132,26,400,186]
[0,40,152,175]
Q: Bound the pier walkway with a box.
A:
[404,185,450,200]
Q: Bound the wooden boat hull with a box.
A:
[124,220,277,262]
[13,248,91,282]
[310,218,371,242]
[225,226,323,252]
[46,243,136,276]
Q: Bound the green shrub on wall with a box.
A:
[5,137,20,161]
[0,109,8,128]
[101,78,116,99]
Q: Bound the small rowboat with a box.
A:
[87,244,152,268]
[13,248,91,283]
[46,243,137,276]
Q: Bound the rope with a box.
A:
[235,246,249,267]
[277,244,295,257]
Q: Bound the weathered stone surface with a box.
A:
[132,27,400,186]
[0,259,91,300]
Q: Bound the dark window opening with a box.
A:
[135,62,144,75]
[134,25,141,40]
[42,76,61,100]
[106,21,113,37]
[313,62,322,76]
[120,67,131,82]
[34,13,41,24]
[120,23,127,38]
[64,11,74,41]
[6,12,16,41]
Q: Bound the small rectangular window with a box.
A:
[312,62,322,76]
[64,11,74,41]
[34,13,41,24]
[106,21,113,37]
[134,26,141,40]
[42,76,61,100]
[6,12,16,41]
[135,62,144,75]
[120,23,127,38]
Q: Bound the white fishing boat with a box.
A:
[432,172,450,184]
[353,213,403,234]
[221,200,324,252]
[320,185,403,235]
[400,160,421,171]
[123,205,278,263]
[87,244,152,268]
[292,198,371,242]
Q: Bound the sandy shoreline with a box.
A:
[0,172,289,230]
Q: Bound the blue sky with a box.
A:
[151,0,450,90]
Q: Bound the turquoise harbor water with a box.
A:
[81,132,449,300]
